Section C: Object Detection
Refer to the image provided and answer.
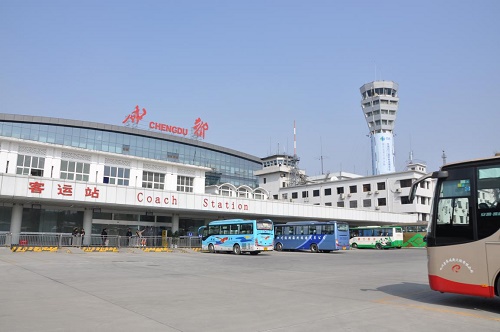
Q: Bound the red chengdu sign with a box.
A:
[123,105,209,139]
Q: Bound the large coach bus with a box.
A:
[273,221,350,253]
[200,219,274,255]
[410,155,500,297]
[349,226,403,249]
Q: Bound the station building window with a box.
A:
[104,166,130,185]
[60,160,90,181]
[177,175,194,193]
[349,185,357,194]
[142,171,164,189]
[16,154,45,177]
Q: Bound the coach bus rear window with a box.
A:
[337,223,348,232]
[257,221,273,230]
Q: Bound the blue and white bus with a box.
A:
[200,219,274,255]
[274,221,350,253]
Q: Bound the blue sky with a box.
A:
[1,0,499,176]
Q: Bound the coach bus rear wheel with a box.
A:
[208,244,215,253]
[496,275,500,296]
[375,243,382,250]
[233,244,241,255]
[275,243,283,251]
[310,243,319,253]
[351,243,357,249]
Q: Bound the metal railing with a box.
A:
[1,232,202,249]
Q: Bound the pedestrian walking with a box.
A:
[136,228,146,247]
[126,228,133,246]
[79,228,85,246]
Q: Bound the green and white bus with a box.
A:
[349,226,403,249]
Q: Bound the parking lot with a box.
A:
[0,247,498,332]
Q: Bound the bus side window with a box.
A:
[241,224,252,234]
[230,224,238,234]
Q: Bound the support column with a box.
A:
[82,209,93,246]
[10,204,23,245]
[172,214,179,233]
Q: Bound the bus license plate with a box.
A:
[342,246,346,250]
[264,247,268,251]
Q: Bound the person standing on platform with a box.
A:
[101,228,108,246]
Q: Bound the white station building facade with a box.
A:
[0,111,429,244]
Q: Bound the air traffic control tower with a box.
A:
[360,81,399,175]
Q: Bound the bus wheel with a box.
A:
[276,243,283,251]
[208,243,215,253]
[310,243,319,253]
[233,244,241,255]
[496,275,500,296]
[351,243,358,249]
[375,243,382,250]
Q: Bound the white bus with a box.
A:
[349,226,403,249]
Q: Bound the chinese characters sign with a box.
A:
[122,105,147,126]
[29,181,100,198]
[122,105,209,139]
